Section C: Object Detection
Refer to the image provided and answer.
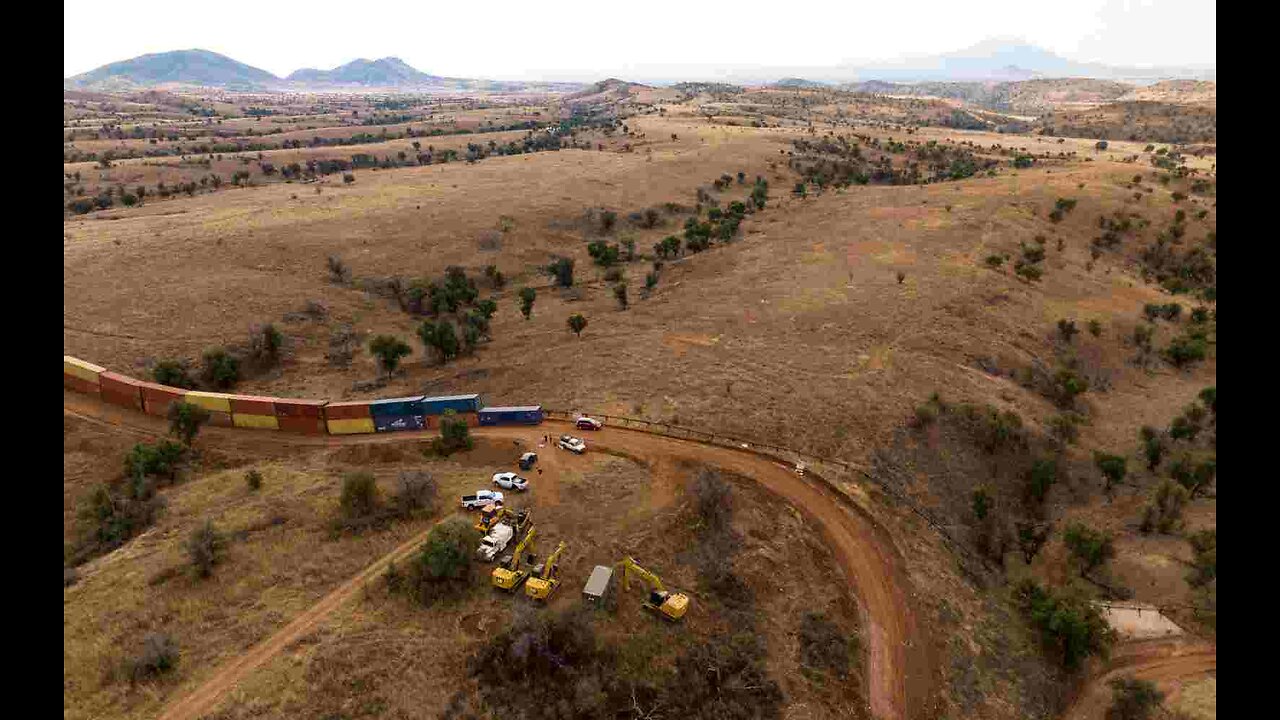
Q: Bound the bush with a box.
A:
[249,323,284,364]
[201,348,240,389]
[397,517,475,606]
[327,255,350,283]
[1186,529,1216,588]
[343,172,355,184]
[1048,412,1081,445]
[1094,452,1127,491]
[1014,578,1114,670]
[1139,481,1188,535]
[1139,426,1164,470]
[798,611,858,679]
[245,469,263,491]
[167,401,210,446]
[432,410,473,456]
[1088,319,1103,337]
[185,520,226,578]
[123,440,185,482]
[1026,458,1057,505]
[985,254,1007,268]
[369,334,412,375]
[1063,523,1115,577]
[518,287,536,319]
[567,313,587,337]
[152,360,193,388]
[417,320,459,364]
[545,256,575,287]
[120,632,180,685]
[392,470,438,517]
[1051,367,1089,407]
[1014,260,1043,282]
[339,472,380,520]
[1057,319,1079,343]
[1163,333,1207,368]
[613,283,629,310]
[971,486,992,520]
[1106,676,1165,720]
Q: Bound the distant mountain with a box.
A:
[65,49,277,90]
[772,77,828,89]
[285,57,447,87]
[846,39,1215,83]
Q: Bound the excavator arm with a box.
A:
[539,541,567,580]
[506,527,537,570]
[621,556,666,593]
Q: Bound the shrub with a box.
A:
[343,172,355,184]
[1106,676,1165,720]
[1094,452,1128,492]
[1139,426,1164,470]
[369,334,412,375]
[971,486,992,520]
[484,264,506,289]
[120,632,180,685]
[1063,523,1115,577]
[1139,481,1188,535]
[245,469,263,491]
[167,401,210,447]
[613,283,629,310]
[1048,412,1081,445]
[433,410,473,456]
[417,320,459,364]
[1198,386,1216,416]
[644,272,658,292]
[1051,367,1089,407]
[1186,529,1216,588]
[1057,319,1079,343]
[545,256,575,287]
[185,520,226,578]
[123,440,185,482]
[327,255,350,283]
[567,313,587,337]
[1027,458,1057,505]
[1014,578,1114,670]
[152,360,193,388]
[1163,333,1207,368]
[1088,319,1103,337]
[339,472,380,520]
[985,254,1006,268]
[397,517,475,606]
[913,402,938,427]
[249,323,284,364]
[518,287,536,319]
[392,470,438,517]
[798,611,858,679]
[1014,261,1043,282]
[896,271,906,284]
[200,348,240,389]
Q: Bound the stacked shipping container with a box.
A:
[325,400,376,435]
[230,395,279,430]
[63,356,105,394]
[479,406,544,426]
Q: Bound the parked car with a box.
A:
[461,490,504,509]
[558,435,587,454]
[492,472,529,491]
[575,416,604,431]
[519,452,538,470]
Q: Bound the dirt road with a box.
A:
[64,391,926,720]
[1062,638,1217,720]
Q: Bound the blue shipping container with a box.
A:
[479,405,544,426]
[421,393,483,415]
[369,396,426,417]
[373,414,427,432]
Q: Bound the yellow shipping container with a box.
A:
[63,356,105,383]
[185,391,234,412]
[327,418,377,435]
[232,413,279,430]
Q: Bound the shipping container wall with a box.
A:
[328,417,377,435]
[64,356,106,383]
[64,375,98,394]
[100,386,144,411]
[232,413,279,430]
[274,399,327,418]
[478,407,544,426]
[421,394,483,415]
[324,402,373,420]
[373,414,428,433]
[99,371,145,396]
[278,416,326,434]
[207,411,234,427]
[369,396,426,417]
[185,391,234,413]
[230,395,277,416]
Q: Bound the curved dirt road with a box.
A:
[1062,638,1216,720]
[64,392,927,720]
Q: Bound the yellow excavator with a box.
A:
[525,541,567,601]
[618,556,690,621]
[491,527,537,591]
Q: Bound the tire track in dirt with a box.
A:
[64,392,925,720]
[1061,637,1216,720]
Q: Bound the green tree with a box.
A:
[185,520,225,579]
[546,256,575,288]
[396,517,476,605]
[1014,578,1114,670]
[1094,452,1128,492]
[167,401,210,447]
[152,360,193,388]
[567,314,587,338]
[1063,523,1115,577]
[340,472,380,519]
[433,409,473,455]
[518,287,536,319]
[201,348,240,389]
[369,335,412,376]
[418,320,459,364]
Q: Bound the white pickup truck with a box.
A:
[461,490,504,509]
[477,523,515,562]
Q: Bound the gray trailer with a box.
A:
[582,565,613,603]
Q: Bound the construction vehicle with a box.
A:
[525,540,567,601]
[492,527,538,591]
[477,523,515,562]
[618,556,689,621]
[474,503,507,533]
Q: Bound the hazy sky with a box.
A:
[64,0,1215,81]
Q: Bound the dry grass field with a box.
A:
[64,83,1216,720]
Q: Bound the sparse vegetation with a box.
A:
[369,334,412,376]
[185,520,226,578]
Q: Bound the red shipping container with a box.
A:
[143,398,179,417]
[99,371,144,396]
[277,416,326,434]
[138,382,186,405]
[101,386,143,411]
[64,374,98,394]
[230,395,277,415]
[274,398,328,418]
[324,401,372,420]
[207,411,234,427]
